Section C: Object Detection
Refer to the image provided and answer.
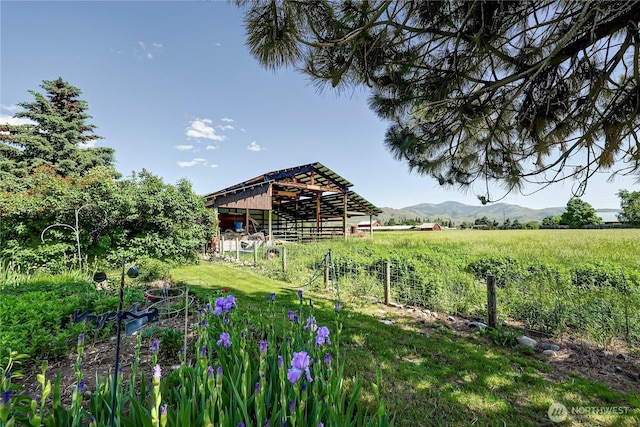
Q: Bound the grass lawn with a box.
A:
[172,261,640,426]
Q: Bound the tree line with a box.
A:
[0,78,216,272]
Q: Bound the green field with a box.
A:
[2,229,639,426]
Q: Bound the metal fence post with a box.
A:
[384,261,391,305]
[324,256,329,288]
[487,274,497,328]
[235,238,240,261]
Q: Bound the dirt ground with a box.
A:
[12,297,640,408]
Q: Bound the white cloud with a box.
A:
[78,140,98,149]
[186,119,226,141]
[1,104,20,113]
[221,117,234,123]
[109,47,123,55]
[214,42,222,47]
[136,40,162,60]
[0,114,34,126]
[205,145,218,150]
[240,128,246,133]
[218,125,234,131]
[175,144,194,151]
[210,164,219,168]
[177,158,207,168]
[247,141,264,152]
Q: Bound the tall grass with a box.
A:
[247,229,640,348]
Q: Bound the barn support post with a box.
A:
[384,261,391,305]
[487,274,497,328]
[369,214,374,238]
[315,193,320,239]
[343,192,348,240]
[268,210,273,242]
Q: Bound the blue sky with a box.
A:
[1,0,636,210]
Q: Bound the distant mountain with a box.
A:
[400,201,566,224]
[354,201,620,226]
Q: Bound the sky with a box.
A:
[1,0,637,210]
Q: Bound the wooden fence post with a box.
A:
[235,238,240,261]
[487,274,497,328]
[281,246,287,273]
[253,244,258,266]
[384,261,391,305]
[220,236,225,257]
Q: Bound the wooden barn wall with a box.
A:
[214,185,272,210]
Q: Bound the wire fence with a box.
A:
[213,240,640,351]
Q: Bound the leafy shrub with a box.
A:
[571,263,628,292]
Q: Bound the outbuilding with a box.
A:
[203,162,381,242]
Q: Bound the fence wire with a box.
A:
[214,241,640,350]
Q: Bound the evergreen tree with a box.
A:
[0,78,115,190]
[235,1,640,202]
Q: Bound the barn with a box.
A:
[203,162,382,242]
[417,222,441,231]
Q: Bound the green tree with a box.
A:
[236,1,640,202]
[542,216,560,227]
[0,78,115,191]
[617,189,640,225]
[560,198,602,228]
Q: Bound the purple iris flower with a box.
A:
[277,355,283,368]
[200,345,207,357]
[161,404,167,416]
[5,372,10,379]
[150,340,159,354]
[208,366,214,378]
[297,290,303,300]
[288,310,296,321]
[259,340,268,354]
[214,297,225,315]
[267,292,276,301]
[289,399,295,413]
[304,316,317,331]
[324,352,331,366]
[78,380,85,392]
[255,381,261,394]
[316,326,331,347]
[217,332,231,348]
[287,351,313,383]
[77,334,85,345]
[223,295,236,311]
[335,302,340,312]
[2,390,12,404]
[205,303,211,313]
[217,366,223,377]
[153,364,161,381]
[200,318,207,327]
[237,424,246,427]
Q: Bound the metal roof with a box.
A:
[204,162,381,218]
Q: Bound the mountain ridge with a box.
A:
[369,201,618,224]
